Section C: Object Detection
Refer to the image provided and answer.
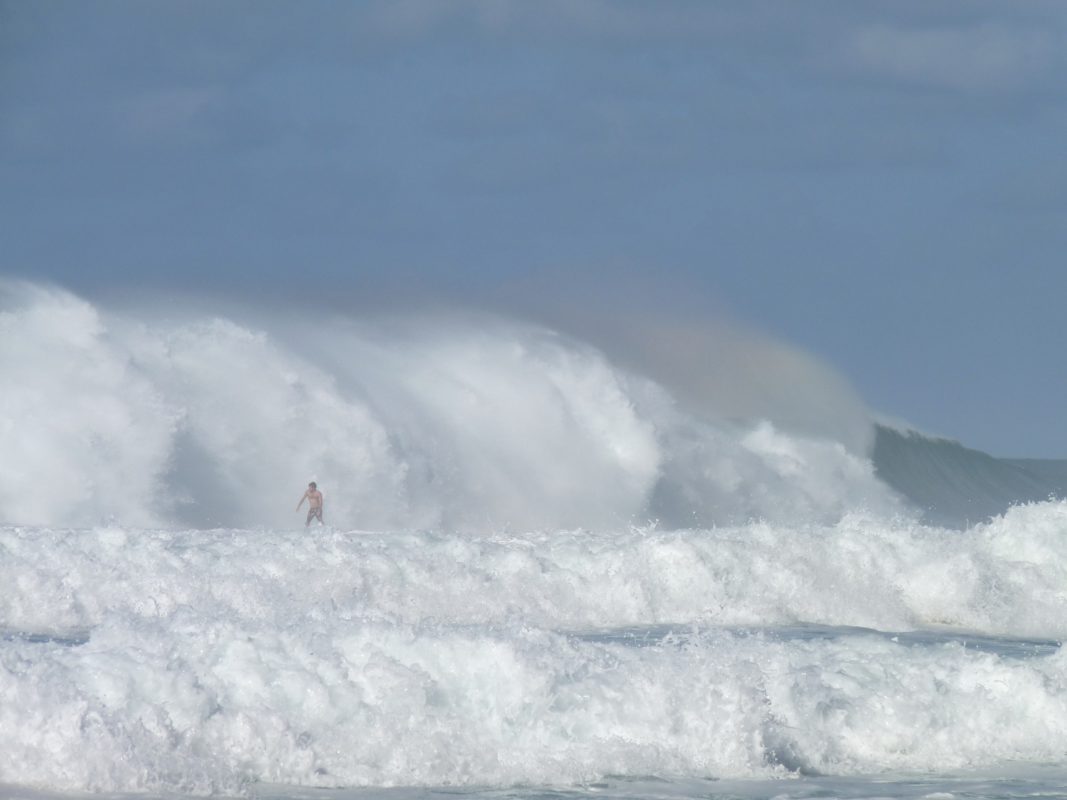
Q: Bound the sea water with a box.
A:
[3,283,1067,798]
[3,510,1067,799]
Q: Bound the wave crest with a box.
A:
[0,282,900,529]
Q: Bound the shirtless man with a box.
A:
[297,481,324,526]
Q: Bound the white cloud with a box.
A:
[845,22,1059,91]
[361,0,749,42]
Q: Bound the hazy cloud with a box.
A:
[845,21,1060,91]
[363,0,742,41]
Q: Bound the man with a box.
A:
[297,481,324,526]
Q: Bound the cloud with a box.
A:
[359,0,805,45]
[360,1,1067,99]
[844,21,1060,92]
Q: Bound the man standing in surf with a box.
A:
[297,481,324,526]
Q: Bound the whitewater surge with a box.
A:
[4,504,1067,637]
[2,503,1067,794]
[0,282,900,531]
[6,613,1067,794]
[6,282,1067,798]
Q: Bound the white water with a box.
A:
[3,283,1067,799]
[0,282,899,532]
[4,505,1067,638]
[2,503,1067,795]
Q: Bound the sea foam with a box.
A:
[4,510,1067,794]
[5,283,1066,797]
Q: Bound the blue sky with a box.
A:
[3,1,1066,456]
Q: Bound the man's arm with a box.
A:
[296,491,307,511]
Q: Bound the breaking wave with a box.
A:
[0,282,901,531]
[5,281,1067,797]
[3,503,1067,794]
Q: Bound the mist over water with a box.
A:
[0,281,900,531]
[6,281,1067,799]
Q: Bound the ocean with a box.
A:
[3,283,1067,799]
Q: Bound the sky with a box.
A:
[2,1,1066,457]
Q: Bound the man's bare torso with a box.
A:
[306,489,323,508]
